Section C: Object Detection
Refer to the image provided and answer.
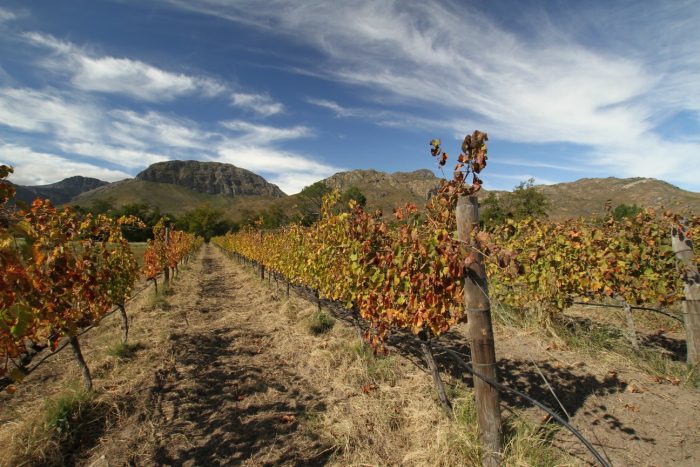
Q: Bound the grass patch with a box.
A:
[631,347,699,388]
[557,316,623,352]
[147,290,170,311]
[449,385,566,465]
[352,342,399,386]
[555,316,699,388]
[308,309,335,335]
[44,387,90,439]
[107,342,143,360]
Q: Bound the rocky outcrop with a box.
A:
[136,160,286,197]
[13,176,109,205]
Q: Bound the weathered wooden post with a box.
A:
[671,222,700,365]
[456,195,503,466]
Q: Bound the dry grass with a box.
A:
[254,271,572,466]
[0,266,183,466]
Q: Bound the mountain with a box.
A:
[322,169,440,214]
[321,170,700,219]
[70,179,281,221]
[534,177,700,219]
[65,160,699,223]
[135,160,286,198]
[13,176,109,205]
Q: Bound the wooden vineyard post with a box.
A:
[456,195,503,466]
[671,222,700,366]
[163,225,170,288]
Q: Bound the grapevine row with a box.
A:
[214,176,698,354]
[0,165,202,392]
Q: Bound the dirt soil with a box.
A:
[83,244,332,466]
[1,244,699,466]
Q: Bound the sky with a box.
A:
[0,0,699,194]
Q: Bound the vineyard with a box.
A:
[1,131,700,467]
[0,165,202,395]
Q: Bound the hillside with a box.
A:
[12,176,109,205]
[136,160,286,198]
[321,169,441,214]
[535,177,700,219]
[70,179,280,221]
[322,170,700,219]
[67,160,700,222]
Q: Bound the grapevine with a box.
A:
[0,166,143,391]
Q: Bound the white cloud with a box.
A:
[497,158,588,173]
[57,142,169,168]
[165,0,700,190]
[489,173,558,188]
[0,85,338,190]
[220,120,312,143]
[216,146,341,194]
[231,92,284,117]
[22,32,226,102]
[109,110,219,150]
[0,87,100,140]
[1,141,130,185]
[306,98,354,117]
[0,7,16,23]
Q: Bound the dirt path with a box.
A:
[92,244,331,466]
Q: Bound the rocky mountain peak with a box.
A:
[135,160,286,198]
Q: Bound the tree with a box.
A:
[341,186,367,208]
[295,182,332,226]
[261,204,289,229]
[480,179,548,230]
[90,198,114,215]
[177,204,232,241]
[480,193,507,227]
[612,203,642,220]
[116,203,163,242]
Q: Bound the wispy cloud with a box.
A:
[0,7,16,23]
[306,98,356,117]
[164,0,700,189]
[1,140,131,185]
[489,173,558,187]
[231,92,284,117]
[0,85,338,193]
[0,87,101,141]
[22,32,226,102]
[56,141,169,169]
[220,120,312,143]
[496,158,588,173]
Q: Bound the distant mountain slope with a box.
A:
[322,169,440,214]
[70,179,279,220]
[13,176,109,205]
[62,161,700,223]
[323,169,700,219]
[534,177,700,219]
[136,160,286,198]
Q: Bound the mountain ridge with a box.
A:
[10,160,698,221]
[135,160,286,198]
[12,176,109,206]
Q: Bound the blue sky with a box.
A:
[0,0,699,194]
